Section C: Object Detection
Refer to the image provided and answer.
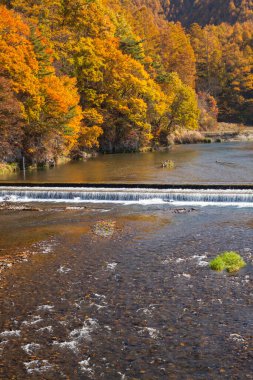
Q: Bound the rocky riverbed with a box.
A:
[0,203,252,379]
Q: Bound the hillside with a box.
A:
[160,0,253,26]
[0,0,252,170]
[129,0,253,26]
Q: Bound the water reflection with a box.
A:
[1,142,252,184]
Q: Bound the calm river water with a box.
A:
[1,142,253,184]
[0,143,253,379]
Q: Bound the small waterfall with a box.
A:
[0,186,253,206]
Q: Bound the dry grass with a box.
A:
[169,129,204,144]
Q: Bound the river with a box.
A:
[1,142,253,184]
[0,143,252,379]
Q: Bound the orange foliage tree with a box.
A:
[0,77,24,161]
[0,5,83,164]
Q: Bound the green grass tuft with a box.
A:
[209,256,226,271]
[210,251,246,273]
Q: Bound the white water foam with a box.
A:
[106,262,118,271]
[37,305,54,312]
[79,358,94,376]
[22,315,43,326]
[36,326,53,333]
[57,266,71,274]
[176,258,185,263]
[66,206,85,210]
[0,340,8,354]
[22,343,41,355]
[139,327,159,339]
[91,303,108,310]
[34,240,56,254]
[190,255,209,267]
[1,186,253,207]
[53,340,78,352]
[24,360,53,374]
[90,294,108,310]
[94,293,106,299]
[118,372,126,380]
[69,319,98,341]
[175,272,191,279]
[0,330,21,337]
[53,318,98,353]
[229,334,246,343]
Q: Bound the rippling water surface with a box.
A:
[0,203,252,379]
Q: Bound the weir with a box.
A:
[0,184,253,205]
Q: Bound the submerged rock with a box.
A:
[173,207,198,214]
[0,253,29,274]
[93,221,116,238]
[161,160,175,169]
[0,203,42,212]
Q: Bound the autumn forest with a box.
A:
[0,0,252,167]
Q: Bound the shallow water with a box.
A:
[0,204,252,379]
[1,142,253,184]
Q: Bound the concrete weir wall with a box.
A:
[0,184,253,205]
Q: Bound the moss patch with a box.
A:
[210,251,246,273]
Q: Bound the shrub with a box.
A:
[0,163,19,175]
[210,251,246,273]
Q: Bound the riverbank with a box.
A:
[0,125,252,178]
[202,123,253,143]
[169,123,253,145]
[0,142,252,184]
